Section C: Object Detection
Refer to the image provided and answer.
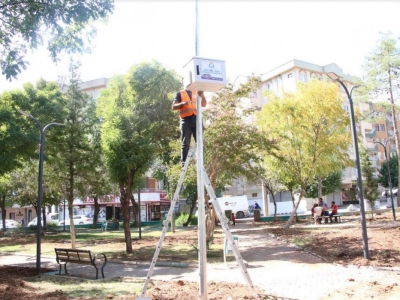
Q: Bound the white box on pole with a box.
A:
[183,57,226,92]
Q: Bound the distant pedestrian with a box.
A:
[231,213,236,226]
[254,201,261,210]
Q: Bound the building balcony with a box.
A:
[365,129,376,139]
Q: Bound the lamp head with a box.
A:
[18,110,31,117]
[326,72,340,81]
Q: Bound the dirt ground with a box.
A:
[265,213,400,268]
[0,211,399,299]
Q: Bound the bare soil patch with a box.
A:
[265,213,400,268]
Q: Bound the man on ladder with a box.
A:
[172,85,207,167]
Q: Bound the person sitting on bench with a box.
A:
[314,204,323,224]
[318,198,329,223]
[329,201,339,223]
[311,203,318,218]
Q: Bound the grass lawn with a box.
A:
[0,226,228,264]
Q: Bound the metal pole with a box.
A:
[18,110,63,271]
[196,93,207,299]
[195,0,199,56]
[375,138,396,221]
[138,188,142,239]
[195,1,207,298]
[37,128,45,271]
[63,200,66,232]
[338,83,369,259]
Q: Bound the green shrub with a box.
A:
[28,221,59,231]
[47,221,58,230]
[175,213,198,226]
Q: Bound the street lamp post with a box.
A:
[374,136,396,221]
[63,199,66,232]
[326,73,369,259]
[18,110,63,271]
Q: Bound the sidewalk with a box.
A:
[1,225,400,299]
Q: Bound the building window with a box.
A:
[300,71,307,83]
[380,124,385,131]
[288,73,292,78]
[375,124,379,131]
[252,193,257,197]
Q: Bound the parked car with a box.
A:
[28,213,59,227]
[59,215,93,225]
[28,217,40,227]
[0,219,19,229]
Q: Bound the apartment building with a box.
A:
[223,59,393,210]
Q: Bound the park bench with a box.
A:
[312,215,342,224]
[55,248,107,279]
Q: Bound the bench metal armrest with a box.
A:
[93,252,107,266]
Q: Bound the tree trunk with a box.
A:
[284,190,304,228]
[271,194,277,222]
[318,177,322,199]
[184,193,198,226]
[93,196,99,229]
[68,202,76,248]
[387,69,400,206]
[41,207,46,234]
[68,162,76,248]
[120,182,133,253]
[289,190,298,222]
[262,182,269,217]
[1,194,6,231]
[130,193,138,226]
[205,204,216,249]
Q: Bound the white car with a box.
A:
[0,219,19,229]
[27,217,43,227]
[59,215,93,225]
[27,213,59,227]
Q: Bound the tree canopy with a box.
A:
[378,154,398,188]
[362,32,400,206]
[0,79,66,176]
[305,172,343,198]
[0,0,114,80]
[97,61,181,253]
[256,79,352,228]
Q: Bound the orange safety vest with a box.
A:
[179,90,197,119]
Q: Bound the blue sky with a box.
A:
[1,0,399,92]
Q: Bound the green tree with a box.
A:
[200,77,270,239]
[0,0,114,80]
[257,79,352,228]
[305,172,343,198]
[363,32,400,206]
[360,145,379,218]
[378,154,398,189]
[0,79,66,233]
[78,101,115,228]
[97,61,181,253]
[0,79,65,176]
[49,61,97,248]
